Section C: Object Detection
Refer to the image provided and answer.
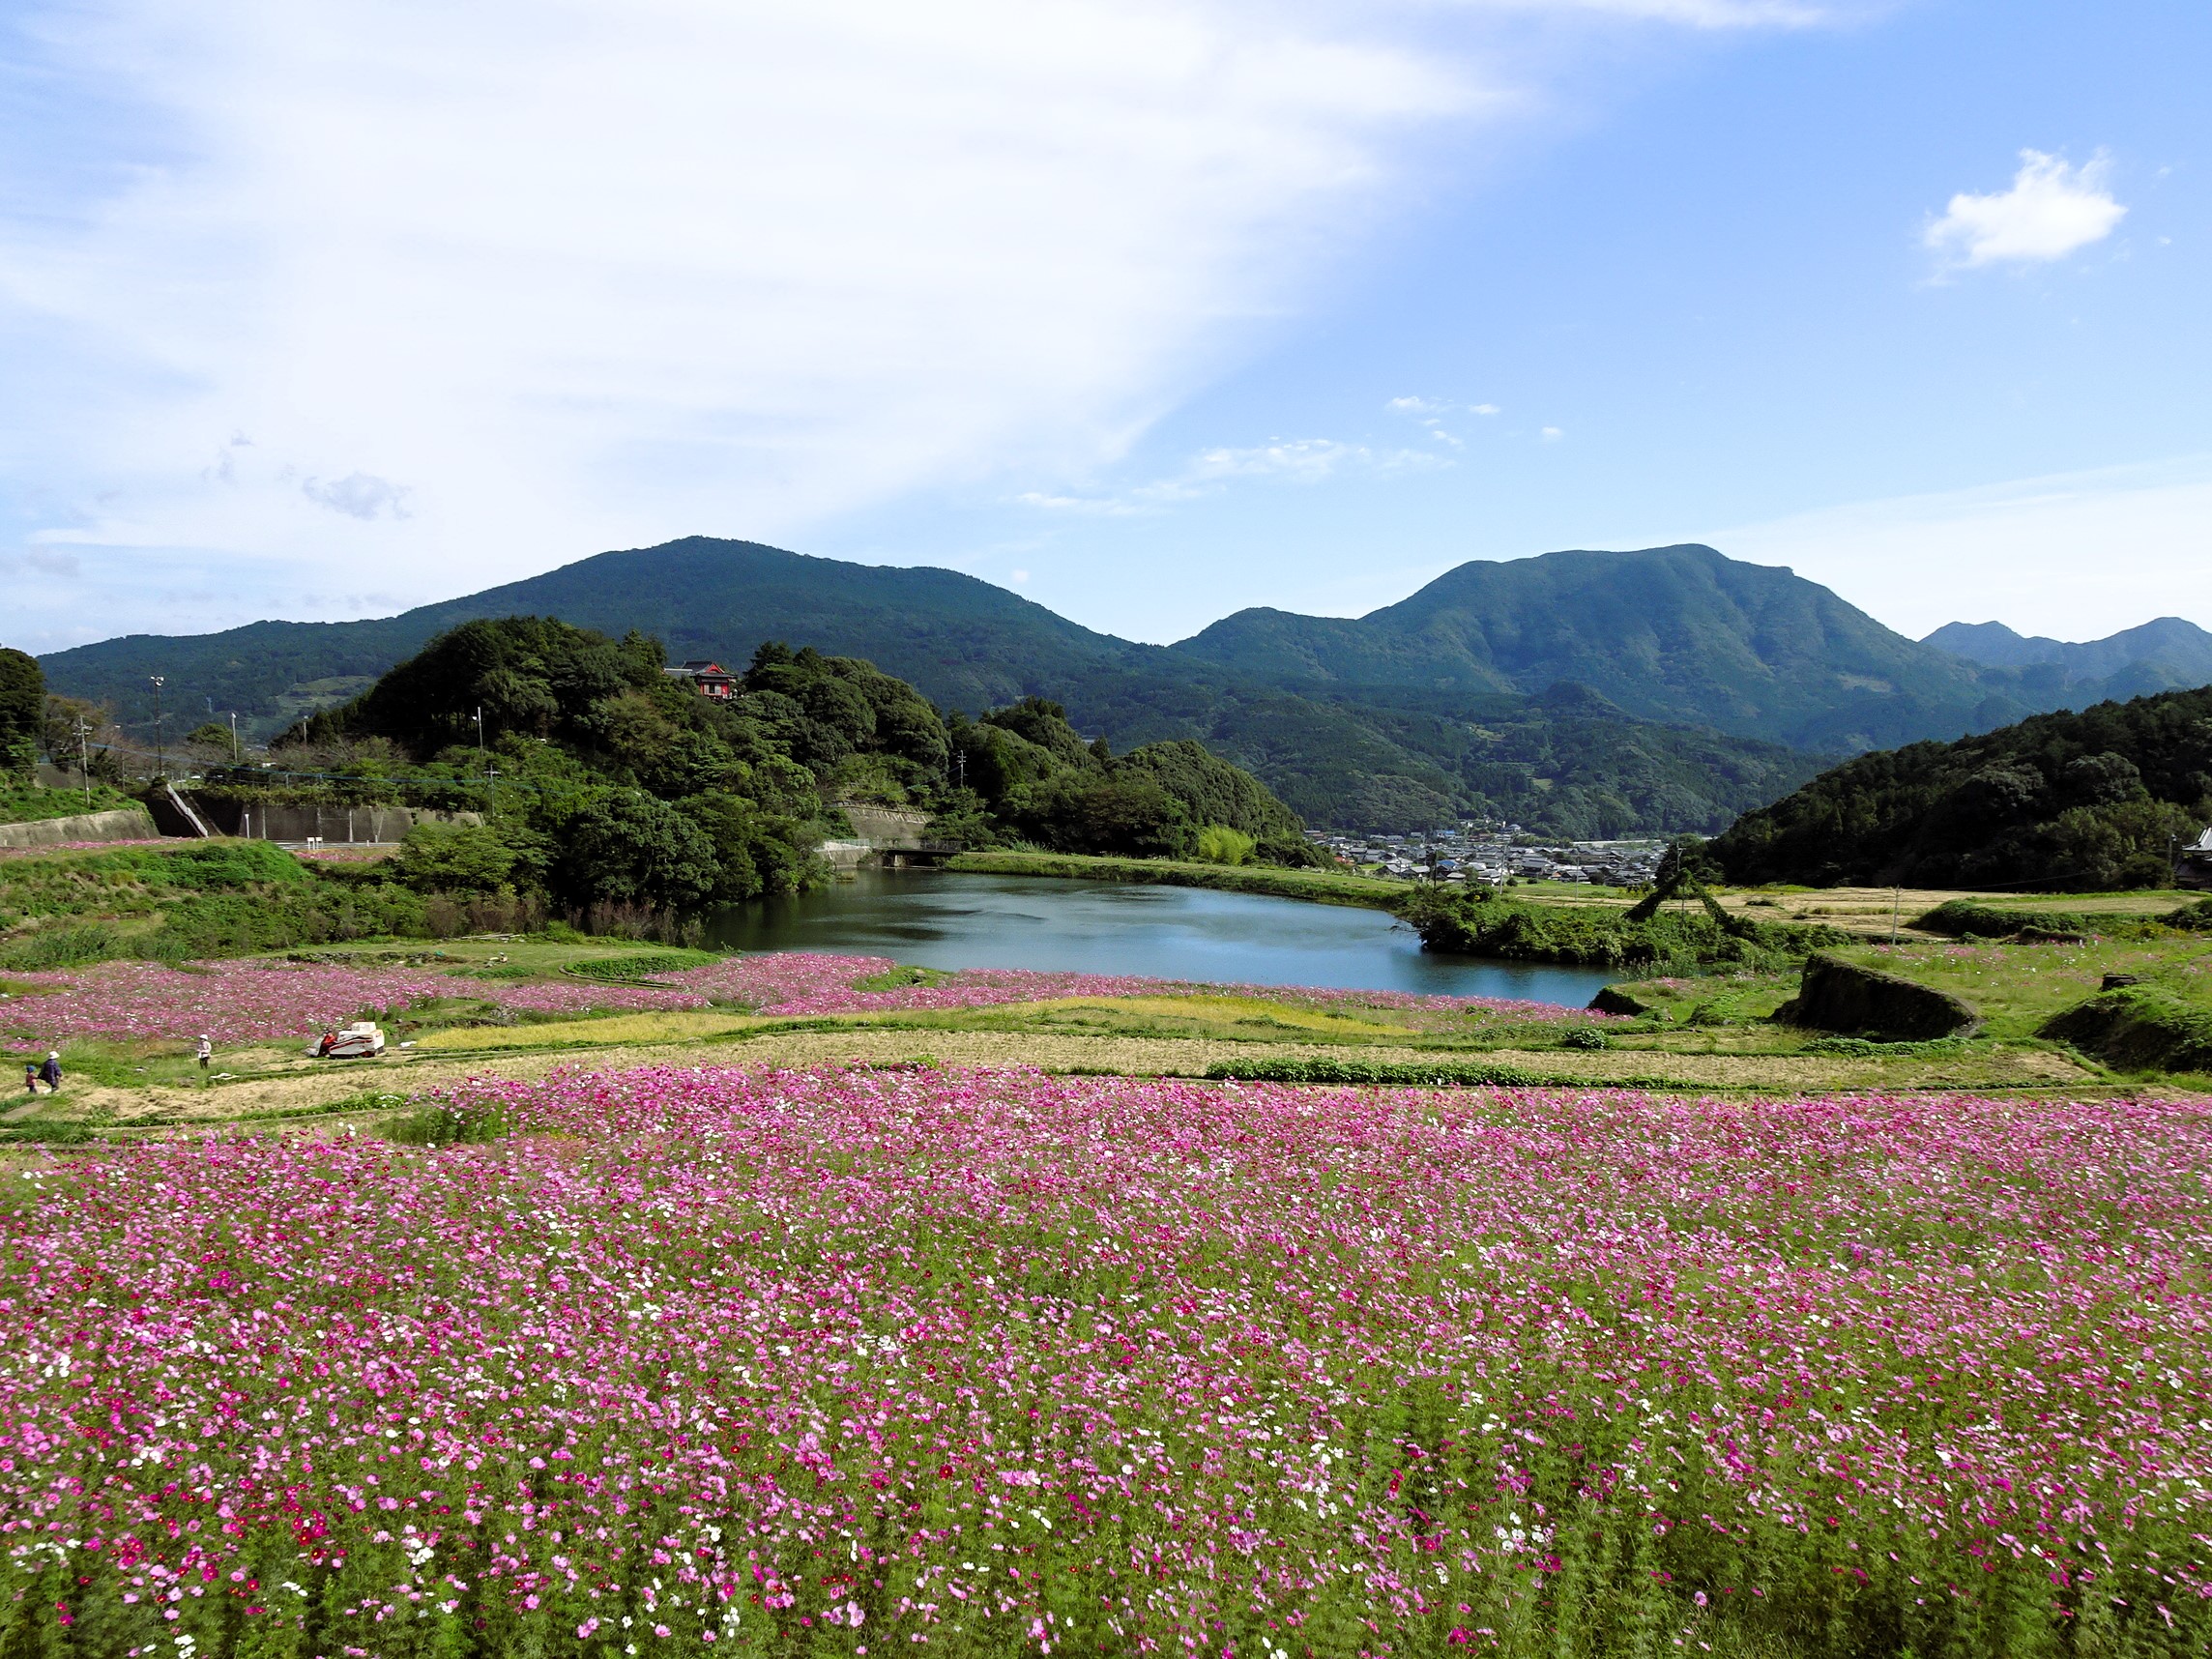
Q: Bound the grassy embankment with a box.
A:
[0,836,531,971]
[945,848,1408,908]
[0,778,142,826]
[1597,893,2212,1087]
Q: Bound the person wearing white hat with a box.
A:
[39,1053,61,1092]
[196,1034,213,1070]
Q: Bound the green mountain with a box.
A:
[141,533,2212,837]
[44,538,1138,731]
[33,537,1826,835]
[1176,543,2023,752]
[1710,684,2212,891]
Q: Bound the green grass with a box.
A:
[1830,937,2212,1042]
[2038,984,2212,1075]
[1596,930,2212,1080]
[0,778,140,827]
[560,948,721,983]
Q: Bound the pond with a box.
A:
[703,869,1614,1007]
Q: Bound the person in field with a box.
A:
[20,1062,35,1096]
[196,1033,213,1069]
[39,1053,61,1092]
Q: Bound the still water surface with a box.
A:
[703,869,1612,1007]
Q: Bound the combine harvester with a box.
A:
[306,1021,387,1060]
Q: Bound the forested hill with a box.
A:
[1710,685,2212,891]
[264,620,1322,914]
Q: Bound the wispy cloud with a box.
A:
[1925,150,2125,272]
[1387,395,1500,417]
[303,473,409,521]
[0,0,1844,642]
[1020,436,1447,514]
[1387,394,1509,449]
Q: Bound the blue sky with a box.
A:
[3,0,2206,654]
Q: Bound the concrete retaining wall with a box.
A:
[0,806,160,851]
[839,803,931,848]
[167,797,481,843]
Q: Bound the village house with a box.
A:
[663,659,739,701]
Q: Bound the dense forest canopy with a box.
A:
[267,618,1315,915]
[1710,684,2212,891]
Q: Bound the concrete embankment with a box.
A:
[0,806,160,851]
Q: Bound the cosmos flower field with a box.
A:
[0,952,1597,1045]
[4,1064,2208,1656]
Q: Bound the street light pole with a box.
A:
[149,675,166,778]
[228,712,240,766]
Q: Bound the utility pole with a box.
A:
[227,711,240,765]
[74,717,92,809]
[474,706,486,775]
[149,675,165,778]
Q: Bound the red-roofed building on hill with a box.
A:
[664,659,738,701]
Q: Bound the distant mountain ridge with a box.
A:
[1924,617,2212,702]
[28,537,2212,833]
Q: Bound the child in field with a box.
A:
[21,1062,35,1096]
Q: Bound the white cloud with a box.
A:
[1718,455,2212,640]
[1388,395,1500,417]
[302,473,409,521]
[1022,435,1447,513]
[0,0,1834,641]
[1,0,1479,620]
[1539,425,1562,440]
[1179,437,1442,486]
[1925,150,2126,271]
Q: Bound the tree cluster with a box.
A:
[938,697,1321,866]
[0,649,43,778]
[1711,684,2212,891]
[265,621,1315,916]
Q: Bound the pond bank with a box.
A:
[943,849,1408,910]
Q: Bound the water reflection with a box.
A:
[702,869,1611,1006]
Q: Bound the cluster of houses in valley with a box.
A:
[1309,824,1666,889]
